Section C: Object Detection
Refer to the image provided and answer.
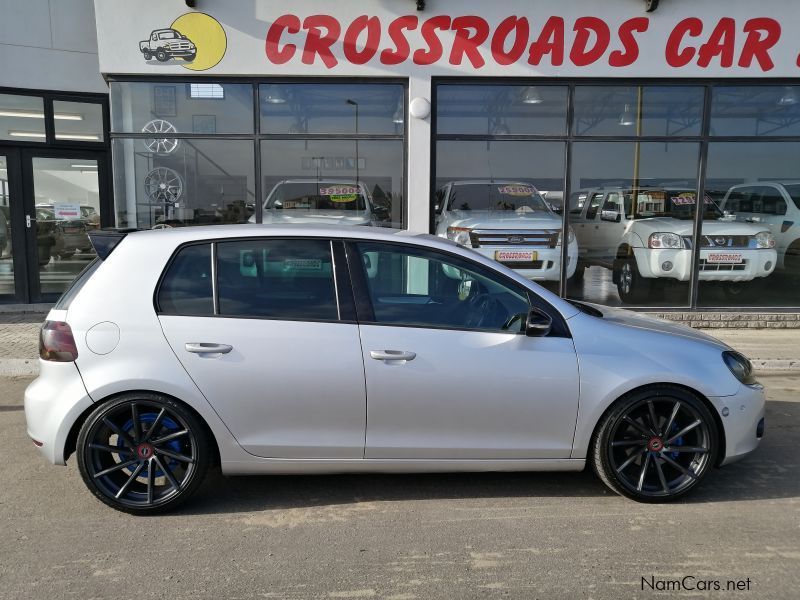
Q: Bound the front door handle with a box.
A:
[370,350,416,362]
[185,343,233,355]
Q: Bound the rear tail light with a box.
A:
[39,321,78,362]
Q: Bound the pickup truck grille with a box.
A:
[170,42,191,50]
[699,259,747,271]
[469,229,559,249]
[683,235,752,249]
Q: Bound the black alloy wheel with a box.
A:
[77,393,210,514]
[592,387,718,502]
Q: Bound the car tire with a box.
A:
[185,52,196,61]
[616,258,650,304]
[785,242,800,280]
[76,393,211,515]
[571,262,586,283]
[591,386,719,503]
[155,48,169,62]
[142,49,152,60]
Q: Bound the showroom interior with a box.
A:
[1,0,798,313]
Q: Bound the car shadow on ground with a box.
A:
[180,399,799,515]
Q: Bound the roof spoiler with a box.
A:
[88,228,139,260]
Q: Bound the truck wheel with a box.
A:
[155,48,169,62]
[185,52,196,61]
[142,49,152,60]
[616,258,651,304]
[571,262,586,283]
[785,243,800,280]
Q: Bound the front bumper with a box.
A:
[24,361,94,466]
[708,382,766,466]
[472,245,578,282]
[168,48,196,56]
[633,248,777,282]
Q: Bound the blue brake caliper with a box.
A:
[119,413,182,478]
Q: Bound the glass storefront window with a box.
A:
[0,93,46,142]
[711,86,800,136]
[110,82,254,134]
[434,140,567,290]
[436,85,567,135]
[261,139,404,229]
[0,155,13,296]
[573,86,705,137]
[567,142,700,307]
[112,138,255,228]
[31,157,101,295]
[699,141,800,306]
[53,101,104,142]
[260,83,404,135]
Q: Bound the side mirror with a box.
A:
[525,307,552,337]
[600,209,621,223]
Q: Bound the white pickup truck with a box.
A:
[249,179,387,226]
[434,180,577,282]
[571,188,777,303]
[720,181,800,278]
[139,29,196,62]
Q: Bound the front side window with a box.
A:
[354,242,529,332]
[216,239,337,320]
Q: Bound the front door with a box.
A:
[157,238,367,459]
[348,241,580,460]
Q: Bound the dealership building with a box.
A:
[0,0,798,318]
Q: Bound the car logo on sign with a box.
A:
[508,235,525,244]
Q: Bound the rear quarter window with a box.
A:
[157,244,213,316]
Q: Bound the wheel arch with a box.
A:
[586,382,727,468]
[63,389,221,467]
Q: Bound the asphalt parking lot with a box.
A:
[1,374,798,600]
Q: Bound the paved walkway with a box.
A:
[0,313,797,376]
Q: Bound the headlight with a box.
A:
[754,231,776,249]
[648,232,684,249]
[722,351,757,385]
[446,227,472,246]
[555,227,576,246]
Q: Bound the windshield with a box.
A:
[446,183,551,214]
[159,31,179,39]
[608,189,723,220]
[266,182,368,212]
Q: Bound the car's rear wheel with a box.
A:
[77,393,210,514]
[142,49,152,60]
[616,258,650,304]
[592,386,719,502]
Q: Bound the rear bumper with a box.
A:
[708,382,766,466]
[24,361,93,466]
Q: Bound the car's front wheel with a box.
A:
[592,386,719,502]
[76,393,211,514]
[155,48,168,62]
[616,258,650,304]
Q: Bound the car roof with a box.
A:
[447,180,540,187]
[271,179,366,186]
[125,224,431,243]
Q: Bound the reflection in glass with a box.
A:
[32,158,100,295]
[260,83,404,135]
[434,141,570,287]
[568,142,700,307]
[0,93,46,142]
[261,139,404,228]
[110,82,254,134]
[112,138,255,229]
[0,155,13,296]
[53,101,104,142]
[700,142,800,306]
[711,86,800,136]
[436,84,567,136]
[573,86,704,136]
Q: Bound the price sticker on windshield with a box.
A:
[498,185,534,197]
[671,194,714,206]
[329,194,358,203]
[320,186,360,196]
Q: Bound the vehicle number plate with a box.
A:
[707,253,743,264]
[495,250,537,262]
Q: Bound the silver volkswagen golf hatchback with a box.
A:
[25,225,765,513]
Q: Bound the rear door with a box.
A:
[157,238,367,459]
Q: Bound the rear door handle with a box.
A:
[185,343,233,355]
[370,350,416,362]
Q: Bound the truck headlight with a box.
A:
[555,227,576,246]
[446,227,472,246]
[722,351,757,385]
[648,232,684,249]
[754,231,776,249]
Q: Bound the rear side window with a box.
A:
[157,244,213,316]
[216,239,337,320]
[54,258,101,310]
